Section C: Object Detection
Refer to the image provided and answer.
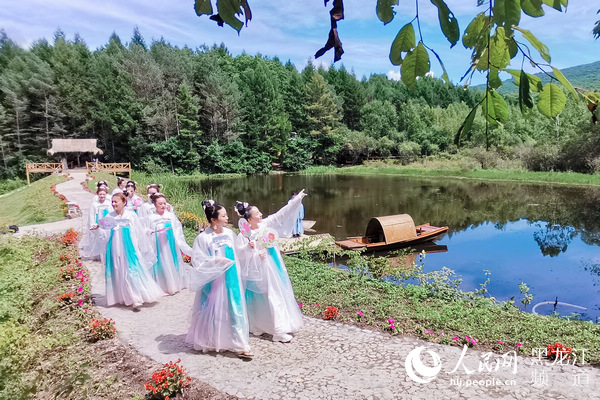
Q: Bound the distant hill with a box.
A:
[473,60,600,95]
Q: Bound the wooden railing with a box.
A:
[25,163,64,184]
[86,162,131,178]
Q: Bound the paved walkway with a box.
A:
[20,172,600,399]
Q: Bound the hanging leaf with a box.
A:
[542,0,562,11]
[538,83,566,118]
[505,69,542,92]
[521,0,545,17]
[489,67,502,89]
[552,67,577,99]
[377,0,399,25]
[214,0,248,32]
[493,0,521,28]
[430,0,459,47]
[462,13,488,49]
[389,23,415,65]
[489,27,511,70]
[455,106,478,146]
[482,88,508,124]
[195,0,213,16]
[518,69,534,112]
[513,26,551,62]
[401,42,430,90]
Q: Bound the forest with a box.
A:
[0,28,598,179]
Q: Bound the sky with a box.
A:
[2,0,599,85]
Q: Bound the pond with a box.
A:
[187,174,600,322]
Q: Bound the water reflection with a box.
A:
[187,174,600,321]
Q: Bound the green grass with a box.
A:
[286,252,600,364]
[0,175,67,226]
[332,162,600,186]
[0,178,26,195]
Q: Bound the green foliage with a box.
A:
[0,175,66,226]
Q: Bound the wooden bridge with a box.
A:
[86,162,131,178]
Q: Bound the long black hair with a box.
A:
[202,200,224,223]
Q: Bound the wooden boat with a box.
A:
[335,214,448,252]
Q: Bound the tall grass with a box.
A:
[0,175,67,226]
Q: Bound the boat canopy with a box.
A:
[365,214,417,244]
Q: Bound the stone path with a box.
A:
[19,171,600,399]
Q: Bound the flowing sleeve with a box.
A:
[188,232,234,291]
[262,194,305,238]
[128,211,156,270]
[87,203,97,228]
[170,212,192,256]
[235,232,263,283]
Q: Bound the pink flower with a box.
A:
[357,311,364,317]
[77,286,83,293]
[390,324,395,331]
[78,299,83,306]
[516,343,522,347]
[497,340,504,345]
[298,303,303,307]
[388,318,395,324]
[452,336,459,341]
[471,338,478,344]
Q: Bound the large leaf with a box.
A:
[552,67,577,99]
[455,106,478,146]
[195,0,213,16]
[430,0,459,47]
[401,42,430,90]
[377,0,399,25]
[215,0,245,32]
[521,0,545,17]
[493,0,521,28]
[482,88,508,124]
[518,69,534,112]
[389,23,415,65]
[462,13,488,49]
[513,26,551,62]
[489,67,502,90]
[537,83,566,118]
[505,69,543,91]
[542,0,563,11]
[489,27,511,70]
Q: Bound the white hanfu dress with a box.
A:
[237,194,305,340]
[79,199,113,260]
[145,210,192,294]
[186,227,251,354]
[102,209,163,307]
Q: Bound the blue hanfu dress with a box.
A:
[237,194,305,341]
[79,199,113,260]
[102,209,163,307]
[186,227,251,354]
[145,210,192,294]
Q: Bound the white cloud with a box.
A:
[387,70,401,81]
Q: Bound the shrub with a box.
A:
[88,318,117,341]
[145,359,192,399]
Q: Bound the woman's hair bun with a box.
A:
[201,199,215,212]
[235,201,252,219]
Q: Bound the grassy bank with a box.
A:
[286,246,600,364]
[0,231,231,400]
[0,175,67,226]
[301,161,600,186]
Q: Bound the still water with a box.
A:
[188,174,600,322]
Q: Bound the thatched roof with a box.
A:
[47,139,103,155]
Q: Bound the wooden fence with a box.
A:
[25,163,64,184]
[86,162,131,178]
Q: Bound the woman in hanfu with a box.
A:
[111,177,127,196]
[235,189,307,343]
[139,184,174,218]
[125,181,143,214]
[100,192,163,310]
[79,186,113,260]
[144,193,192,294]
[186,200,253,358]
